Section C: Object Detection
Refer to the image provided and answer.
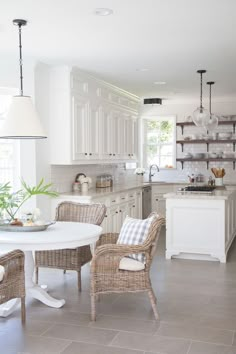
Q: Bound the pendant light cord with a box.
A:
[209,84,212,114]
[200,72,203,109]
[18,23,24,96]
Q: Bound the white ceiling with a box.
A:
[1,0,236,101]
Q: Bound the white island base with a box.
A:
[164,190,236,263]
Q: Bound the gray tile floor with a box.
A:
[2,231,236,353]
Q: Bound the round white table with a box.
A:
[0,221,102,317]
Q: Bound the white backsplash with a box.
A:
[51,163,138,193]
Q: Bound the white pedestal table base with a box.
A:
[0,251,65,318]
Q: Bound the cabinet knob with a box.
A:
[116,211,118,214]
[105,215,108,218]
[109,153,112,156]
[120,210,122,212]
[89,153,92,156]
[156,198,158,201]
[133,205,135,208]
[85,153,88,156]
[113,154,115,156]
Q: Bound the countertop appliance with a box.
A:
[178,186,216,194]
[142,186,152,219]
[96,174,113,188]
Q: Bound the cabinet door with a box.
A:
[110,109,121,159]
[127,200,136,218]
[108,206,120,233]
[72,94,90,160]
[118,203,129,231]
[152,193,166,217]
[124,115,138,160]
[88,101,100,159]
[135,190,142,218]
[100,105,113,159]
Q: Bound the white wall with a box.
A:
[140,99,236,183]
[34,62,52,219]
[0,55,37,210]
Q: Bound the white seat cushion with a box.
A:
[119,257,145,271]
[0,265,5,282]
[117,215,157,263]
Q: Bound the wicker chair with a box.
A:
[35,202,106,291]
[90,213,165,321]
[0,250,25,323]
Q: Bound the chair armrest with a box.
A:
[96,233,119,247]
[91,243,149,273]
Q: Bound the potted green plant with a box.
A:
[0,178,58,226]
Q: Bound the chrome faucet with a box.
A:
[149,164,160,182]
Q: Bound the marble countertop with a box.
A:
[58,181,236,200]
[59,182,148,199]
[164,189,234,200]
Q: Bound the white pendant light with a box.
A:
[0,19,46,139]
[204,81,218,132]
[193,70,210,127]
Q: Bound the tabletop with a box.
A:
[0,221,102,251]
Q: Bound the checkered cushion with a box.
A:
[0,265,5,282]
[117,215,156,263]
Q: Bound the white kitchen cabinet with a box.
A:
[72,94,100,161]
[49,66,139,164]
[124,115,138,160]
[51,187,143,233]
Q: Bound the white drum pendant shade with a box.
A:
[0,96,46,139]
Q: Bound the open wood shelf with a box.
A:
[176,120,236,134]
[176,158,236,170]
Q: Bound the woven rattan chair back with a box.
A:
[55,202,106,225]
[35,202,106,291]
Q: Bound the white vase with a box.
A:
[81,183,89,192]
[136,175,144,183]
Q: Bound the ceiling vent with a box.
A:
[143,98,162,105]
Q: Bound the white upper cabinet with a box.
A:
[49,66,140,164]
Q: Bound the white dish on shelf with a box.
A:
[192,153,204,159]
[218,132,232,139]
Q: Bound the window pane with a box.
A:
[160,145,173,155]
[143,116,176,168]
[0,94,19,188]
[160,121,174,143]
[147,133,158,145]
[160,156,173,168]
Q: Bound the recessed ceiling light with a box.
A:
[136,68,149,72]
[94,8,113,16]
[154,81,166,85]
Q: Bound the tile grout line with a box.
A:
[107,331,121,346]
[186,341,193,354]
[39,322,57,336]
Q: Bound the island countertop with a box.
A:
[164,189,234,200]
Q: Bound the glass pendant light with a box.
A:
[0,19,46,139]
[193,70,210,127]
[205,81,218,131]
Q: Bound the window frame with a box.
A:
[141,115,176,169]
[0,89,20,190]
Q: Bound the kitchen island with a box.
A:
[164,189,236,263]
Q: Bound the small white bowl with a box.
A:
[218,132,232,139]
